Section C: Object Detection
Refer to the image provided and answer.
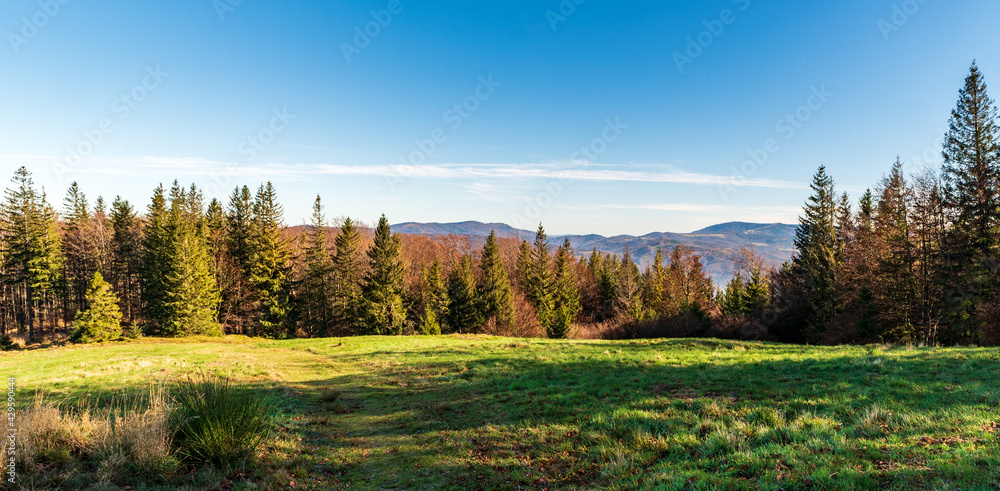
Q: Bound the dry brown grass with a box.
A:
[17,382,178,480]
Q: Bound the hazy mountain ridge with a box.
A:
[392,221,798,283]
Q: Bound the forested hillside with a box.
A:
[392,220,797,282]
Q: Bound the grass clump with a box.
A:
[172,375,275,466]
[17,383,178,484]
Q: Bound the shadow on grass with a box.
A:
[292,341,1000,489]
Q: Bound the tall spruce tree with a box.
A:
[418,260,449,335]
[874,160,917,341]
[249,182,292,338]
[793,166,841,339]
[361,215,405,335]
[332,217,365,334]
[161,183,221,336]
[550,238,580,338]
[940,61,1000,341]
[300,195,334,337]
[222,186,257,333]
[478,231,515,331]
[446,256,481,333]
[62,182,91,315]
[141,184,172,332]
[526,224,554,331]
[110,197,142,325]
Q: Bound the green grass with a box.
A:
[3,336,999,489]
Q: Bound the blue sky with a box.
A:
[1,0,997,235]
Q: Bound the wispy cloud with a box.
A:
[3,155,806,191]
[560,203,803,213]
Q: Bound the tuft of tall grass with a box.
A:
[172,375,274,466]
[17,383,178,481]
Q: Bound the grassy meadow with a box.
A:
[3,335,1000,490]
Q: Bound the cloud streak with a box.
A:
[1,154,806,191]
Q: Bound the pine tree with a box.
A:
[719,276,746,318]
[616,247,643,322]
[249,182,293,338]
[418,260,449,335]
[874,159,917,341]
[446,256,481,333]
[549,238,580,338]
[110,197,142,325]
[940,61,1000,341]
[222,186,258,333]
[141,184,172,332]
[162,232,222,337]
[909,169,946,341]
[332,217,365,334]
[596,251,619,320]
[62,182,92,315]
[300,195,334,337]
[526,224,554,331]
[161,183,221,336]
[793,166,841,338]
[361,215,405,335]
[2,168,63,343]
[478,231,515,331]
[71,272,122,343]
[515,239,532,291]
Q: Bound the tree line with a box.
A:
[721,61,1000,346]
[1,61,997,347]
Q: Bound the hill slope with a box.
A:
[393,221,798,282]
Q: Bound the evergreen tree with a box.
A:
[478,231,515,331]
[874,159,917,341]
[300,195,334,337]
[332,217,365,334]
[526,224,554,331]
[361,215,405,335]
[549,238,580,338]
[71,272,122,343]
[162,232,222,337]
[62,182,92,314]
[110,197,142,325]
[161,183,221,336]
[226,186,256,275]
[221,186,257,333]
[446,256,481,333]
[940,61,1000,341]
[645,248,667,317]
[1,168,63,343]
[418,260,449,335]
[616,247,644,322]
[514,239,532,291]
[141,184,172,332]
[719,276,746,318]
[793,166,841,339]
[249,182,293,338]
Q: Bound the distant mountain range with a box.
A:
[392,221,798,283]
